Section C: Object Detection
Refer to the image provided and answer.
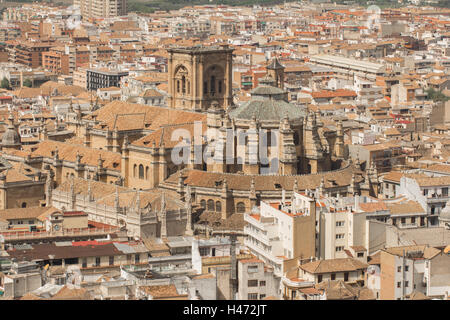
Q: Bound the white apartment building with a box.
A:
[399,175,450,226]
[237,258,278,300]
[316,195,369,261]
[244,192,316,277]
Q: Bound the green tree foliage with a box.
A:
[426,88,449,102]
[0,77,10,90]
[23,78,33,88]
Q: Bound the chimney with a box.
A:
[354,195,360,211]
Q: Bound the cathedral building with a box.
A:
[0,46,376,237]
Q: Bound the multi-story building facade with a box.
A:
[86,68,129,91]
[74,0,128,20]
[237,258,278,300]
[244,192,316,277]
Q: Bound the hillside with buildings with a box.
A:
[0,0,447,303]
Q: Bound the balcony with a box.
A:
[244,226,270,246]
[282,276,314,289]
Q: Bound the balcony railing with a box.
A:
[1,227,118,241]
[282,277,314,289]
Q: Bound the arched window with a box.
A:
[139,164,144,179]
[210,76,216,94]
[145,166,149,180]
[200,200,206,208]
[218,80,222,94]
[187,81,190,94]
[294,132,300,145]
[182,75,186,94]
[133,164,137,177]
[215,201,222,213]
[266,130,272,148]
[21,202,27,208]
[177,80,180,93]
[431,205,435,215]
[236,202,246,213]
[207,199,214,211]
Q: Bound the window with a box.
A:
[404,281,409,287]
[207,199,214,211]
[82,258,87,268]
[397,266,401,272]
[357,252,364,258]
[109,256,114,266]
[401,218,406,224]
[259,294,266,299]
[331,273,336,280]
[260,281,266,287]
[215,201,222,213]
[248,280,258,287]
[344,272,349,281]
[423,189,428,196]
[236,202,246,213]
[199,247,209,256]
[200,200,206,208]
[248,265,258,273]
[411,217,415,224]
[405,266,409,272]
[210,76,216,94]
[21,202,27,208]
[139,165,144,179]
[218,80,222,94]
[397,282,401,288]
[95,257,101,267]
[248,293,258,300]
[317,275,323,283]
[135,254,140,264]
[335,246,344,252]
[336,221,344,227]
[336,234,344,239]
[443,188,448,197]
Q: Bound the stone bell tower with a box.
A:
[266,57,285,90]
[167,45,234,112]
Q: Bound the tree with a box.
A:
[23,78,32,88]
[426,88,449,103]
[0,77,10,90]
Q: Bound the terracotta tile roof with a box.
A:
[87,101,205,132]
[166,164,361,192]
[384,245,442,260]
[30,140,121,171]
[386,200,425,215]
[51,285,92,300]
[56,178,183,211]
[299,258,368,274]
[139,284,183,298]
[0,206,58,221]
[132,122,207,149]
[311,89,357,99]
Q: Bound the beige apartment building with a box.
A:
[74,0,127,20]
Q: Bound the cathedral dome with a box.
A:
[230,84,306,122]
